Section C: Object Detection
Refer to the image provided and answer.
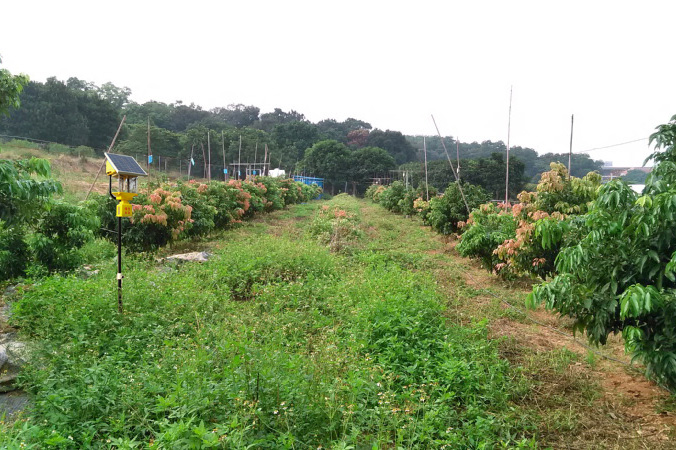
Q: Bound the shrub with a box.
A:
[364,184,386,203]
[177,182,216,238]
[125,188,193,252]
[379,181,407,213]
[47,142,72,154]
[457,203,517,269]
[530,115,676,389]
[0,221,30,280]
[30,201,100,273]
[427,182,490,235]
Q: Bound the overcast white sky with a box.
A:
[1,0,674,166]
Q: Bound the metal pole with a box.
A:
[109,175,123,313]
[117,216,123,314]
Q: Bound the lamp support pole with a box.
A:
[117,216,122,313]
[109,175,123,313]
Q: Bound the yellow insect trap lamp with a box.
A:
[104,153,147,312]
[105,153,146,217]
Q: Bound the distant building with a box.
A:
[603,161,613,167]
[599,166,651,182]
[269,168,286,178]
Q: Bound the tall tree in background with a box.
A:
[256,108,306,132]
[0,76,119,149]
[367,129,416,164]
[301,140,352,192]
[0,57,29,117]
[350,146,396,185]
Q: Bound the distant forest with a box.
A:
[0,76,603,197]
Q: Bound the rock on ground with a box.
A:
[164,251,211,263]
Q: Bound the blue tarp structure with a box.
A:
[292,175,324,199]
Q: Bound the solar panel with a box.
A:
[105,153,148,177]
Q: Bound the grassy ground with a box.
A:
[0,195,674,448]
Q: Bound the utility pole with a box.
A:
[568,114,574,179]
[505,85,513,204]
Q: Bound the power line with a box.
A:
[574,137,649,154]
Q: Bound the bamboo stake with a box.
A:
[201,142,207,179]
[505,86,513,204]
[147,116,151,171]
[423,136,429,201]
[188,144,194,179]
[85,115,126,201]
[238,135,242,180]
[431,115,470,214]
[456,136,461,182]
[207,130,211,182]
[568,114,574,179]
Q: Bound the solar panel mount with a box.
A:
[105,153,148,177]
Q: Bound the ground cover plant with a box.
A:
[0,195,542,449]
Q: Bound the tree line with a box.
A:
[0,71,604,197]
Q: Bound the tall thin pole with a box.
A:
[207,130,211,182]
[431,115,470,214]
[238,135,242,180]
[456,136,461,183]
[222,130,226,181]
[147,117,151,171]
[568,114,574,179]
[188,144,194,179]
[423,136,429,201]
[254,142,258,175]
[505,85,513,204]
[263,144,268,176]
[201,143,207,179]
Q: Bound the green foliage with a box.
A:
[88,178,321,254]
[379,181,408,213]
[622,169,649,185]
[0,77,120,149]
[349,146,396,185]
[530,114,676,390]
[0,221,30,279]
[30,201,100,273]
[0,158,62,225]
[301,139,352,183]
[427,183,490,235]
[365,129,416,164]
[0,58,29,117]
[364,184,386,203]
[457,203,517,269]
[457,163,601,279]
